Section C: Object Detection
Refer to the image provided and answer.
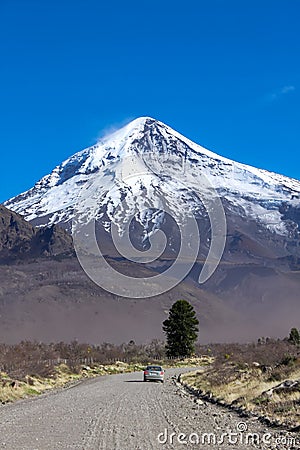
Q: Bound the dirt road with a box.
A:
[0,368,297,449]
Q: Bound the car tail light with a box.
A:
[160,371,164,375]
[144,370,149,375]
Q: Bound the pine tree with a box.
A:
[288,327,300,346]
[163,299,199,358]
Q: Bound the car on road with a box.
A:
[143,365,165,383]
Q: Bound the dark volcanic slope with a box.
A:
[0,205,300,344]
[0,254,300,344]
[0,205,34,255]
[0,205,73,261]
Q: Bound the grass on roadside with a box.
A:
[181,346,300,429]
[0,362,145,404]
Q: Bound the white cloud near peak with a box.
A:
[268,85,296,101]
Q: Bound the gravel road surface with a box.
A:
[0,367,298,449]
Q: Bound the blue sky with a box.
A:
[0,0,299,202]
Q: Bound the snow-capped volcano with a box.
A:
[3,117,300,336]
[5,117,300,251]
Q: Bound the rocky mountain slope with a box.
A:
[0,205,73,262]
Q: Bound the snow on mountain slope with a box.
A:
[5,117,300,237]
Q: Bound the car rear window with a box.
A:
[147,366,162,371]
